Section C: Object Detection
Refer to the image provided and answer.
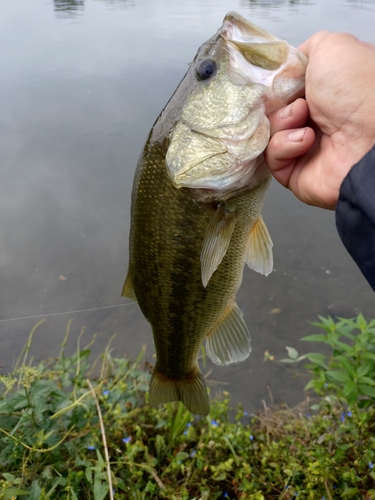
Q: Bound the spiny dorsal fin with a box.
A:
[231,40,289,70]
[246,215,273,276]
[121,273,138,302]
[206,301,251,366]
[200,204,237,288]
[149,363,209,416]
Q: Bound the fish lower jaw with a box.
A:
[184,159,270,204]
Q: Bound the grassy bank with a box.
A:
[0,315,375,499]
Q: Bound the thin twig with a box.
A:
[87,379,114,500]
[324,478,333,500]
[58,318,73,361]
[14,319,45,375]
[149,468,166,490]
[266,383,274,405]
[130,462,166,490]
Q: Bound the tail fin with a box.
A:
[149,364,210,416]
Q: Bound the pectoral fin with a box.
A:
[246,215,273,276]
[121,273,137,302]
[149,363,209,416]
[201,204,237,288]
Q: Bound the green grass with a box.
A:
[0,315,375,499]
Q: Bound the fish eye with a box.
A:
[195,59,217,81]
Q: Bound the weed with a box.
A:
[0,315,374,499]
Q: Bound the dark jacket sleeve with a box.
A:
[336,145,375,291]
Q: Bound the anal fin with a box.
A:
[246,215,273,276]
[201,204,237,288]
[149,364,209,416]
[206,301,251,366]
[121,273,138,302]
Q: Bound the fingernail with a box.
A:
[288,128,306,142]
[279,103,293,119]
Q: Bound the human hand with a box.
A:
[265,32,375,210]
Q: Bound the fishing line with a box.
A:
[0,303,133,323]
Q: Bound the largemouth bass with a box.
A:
[123,12,307,415]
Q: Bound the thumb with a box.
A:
[265,127,315,188]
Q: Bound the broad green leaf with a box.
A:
[340,331,356,340]
[86,467,93,484]
[358,384,375,398]
[304,353,327,368]
[304,380,319,391]
[341,487,359,497]
[213,472,226,481]
[326,370,350,383]
[362,352,375,361]
[357,364,371,377]
[356,313,367,329]
[336,356,355,377]
[94,474,108,500]
[0,399,14,413]
[2,488,31,499]
[343,381,357,397]
[285,347,298,360]
[357,376,375,386]
[70,488,79,500]
[332,341,353,354]
[338,443,352,451]
[31,480,42,500]
[300,334,328,343]
[2,473,15,481]
[96,449,106,469]
[175,451,189,461]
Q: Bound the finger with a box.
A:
[268,98,309,136]
[264,127,315,187]
[298,30,332,57]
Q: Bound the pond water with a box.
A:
[1,0,374,412]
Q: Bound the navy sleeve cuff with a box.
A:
[336,145,375,291]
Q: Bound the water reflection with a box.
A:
[53,0,135,17]
[244,0,313,3]
[54,0,84,18]
[95,0,136,7]
[346,0,375,7]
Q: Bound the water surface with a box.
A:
[1,0,374,411]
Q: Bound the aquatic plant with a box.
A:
[0,315,374,499]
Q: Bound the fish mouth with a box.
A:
[221,11,280,44]
[219,11,307,97]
